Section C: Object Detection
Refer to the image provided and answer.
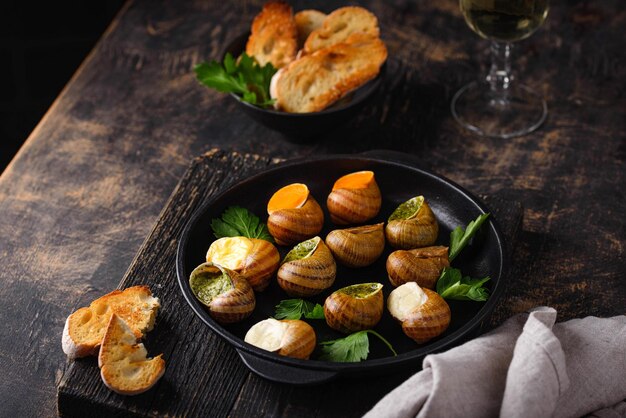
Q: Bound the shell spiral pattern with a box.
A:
[327,181,382,225]
[325,223,385,268]
[386,246,449,288]
[268,197,324,246]
[385,201,439,249]
[401,288,450,344]
[324,284,384,333]
[277,240,337,297]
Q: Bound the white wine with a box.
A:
[460,0,549,42]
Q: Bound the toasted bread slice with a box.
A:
[245,1,298,68]
[98,314,165,395]
[62,285,160,359]
[303,6,380,54]
[295,10,327,49]
[275,34,387,113]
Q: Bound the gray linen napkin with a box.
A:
[364,307,626,418]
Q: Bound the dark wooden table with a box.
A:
[0,0,624,416]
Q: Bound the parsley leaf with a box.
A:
[306,304,325,319]
[274,299,325,320]
[436,267,490,301]
[194,52,277,107]
[448,213,490,262]
[210,206,273,242]
[318,330,397,362]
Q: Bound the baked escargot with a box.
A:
[267,183,324,246]
[386,246,449,289]
[206,237,280,291]
[244,318,316,359]
[385,196,439,250]
[387,282,450,344]
[324,283,384,334]
[325,223,385,268]
[327,170,382,225]
[277,236,337,297]
[189,262,255,324]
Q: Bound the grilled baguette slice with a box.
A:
[275,34,387,113]
[98,314,165,395]
[295,10,327,49]
[245,1,298,68]
[303,6,380,54]
[62,285,160,359]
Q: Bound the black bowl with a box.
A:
[221,33,386,141]
[176,154,509,385]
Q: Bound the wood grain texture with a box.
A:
[0,0,622,416]
[56,149,522,417]
[56,150,275,417]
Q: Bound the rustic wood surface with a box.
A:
[0,0,623,416]
[56,149,523,417]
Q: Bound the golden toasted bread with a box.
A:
[275,34,387,113]
[98,314,165,395]
[294,10,327,49]
[246,1,298,68]
[303,6,380,54]
[62,285,160,359]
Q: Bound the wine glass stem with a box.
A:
[487,42,513,106]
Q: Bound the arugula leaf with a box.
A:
[318,330,397,362]
[274,299,325,320]
[448,213,490,262]
[194,52,277,107]
[436,267,490,301]
[210,206,273,242]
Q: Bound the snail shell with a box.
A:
[325,223,385,268]
[327,174,382,225]
[245,318,316,359]
[388,283,450,344]
[267,197,324,246]
[278,320,316,359]
[386,197,439,249]
[277,237,337,297]
[386,246,449,289]
[206,237,280,292]
[324,283,384,333]
[189,262,255,324]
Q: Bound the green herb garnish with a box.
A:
[319,329,398,363]
[274,299,325,320]
[318,330,397,362]
[194,53,277,107]
[436,267,490,301]
[210,206,273,242]
[448,213,490,262]
[434,213,492,301]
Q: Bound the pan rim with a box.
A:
[176,154,508,374]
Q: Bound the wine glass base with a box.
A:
[451,81,548,139]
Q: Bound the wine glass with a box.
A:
[451,0,549,138]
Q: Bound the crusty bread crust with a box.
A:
[275,34,387,113]
[246,1,298,68]
[99,314,165,395]
[303,6,380,54]
[294,10,326,49]
[62,285,160,359]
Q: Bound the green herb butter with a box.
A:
[388,196,424,221]
[282,237,321,264]
[190,264,233,306]
[339,283,382,299]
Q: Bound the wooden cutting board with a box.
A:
[57,149,522,417]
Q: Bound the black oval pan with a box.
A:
[176,154,508,385]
